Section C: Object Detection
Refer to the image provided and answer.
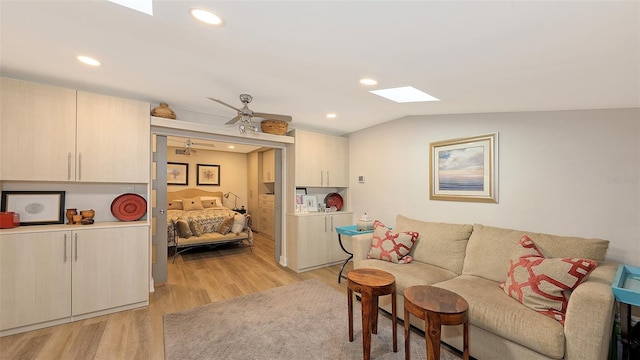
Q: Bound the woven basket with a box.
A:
[260,120,289,135]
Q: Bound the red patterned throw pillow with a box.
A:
[501,235,597,324]
[368,220,419,264]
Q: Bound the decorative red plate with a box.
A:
[324,192,344,211]
[110,193,147,221]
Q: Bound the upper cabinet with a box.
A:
[290,129,348,187]
[0,78,77,181]
[261,149,275,183]
[76,91,149,183]
[0,78,150,183]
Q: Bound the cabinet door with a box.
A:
[261,149,275,182]
[294,130,324,186]
[296,215,329,270]
[76,92,150,183]
[324,135,349,187]
[71,226,148,316]
[0,231,72,331]
[0,78,76,181]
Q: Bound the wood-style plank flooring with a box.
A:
[0,233,352,360]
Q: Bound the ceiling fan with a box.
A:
[208,94,292,134]
[177,139,215,155]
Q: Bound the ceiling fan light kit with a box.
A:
[208,94,292,135]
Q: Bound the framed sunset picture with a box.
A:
[429,133,498,203]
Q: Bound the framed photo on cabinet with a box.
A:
[196,164,221,186]
[1,190,65,225]
[167,162,189,185]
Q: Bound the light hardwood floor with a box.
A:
[0,233,353,360]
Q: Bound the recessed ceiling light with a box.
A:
[190,8,224,26]
[369,86,439,103]
[77,55,101,67]
[360,78,378,86]
[228,145,235,149]
[326,113,337,119]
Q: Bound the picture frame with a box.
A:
[197,164,221,186]
[1,191,65,225]
[295,188,307,205]
[167,162,189,185]
[429,132,498,203]
[302,195,318,212]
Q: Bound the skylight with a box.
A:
[107,0,153,16]
[369,86,439,103]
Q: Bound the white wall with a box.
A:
[348,108,640,266]
[167,147,248,209]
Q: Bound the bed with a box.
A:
[167,189,252,261]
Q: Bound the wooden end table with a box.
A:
[347,268,397,360]
[404,285,469,360]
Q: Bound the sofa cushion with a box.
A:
[189,220,204,237]
[393,215,472,274]
[230,214,246,234]
[175,219,192,238]
[368,220,419,263]
[182,197,205,211]
[501,235,597,325]
[167,200,183,210]
[435,275,565,359]
[463,224,609,283]
[355,259,458,295]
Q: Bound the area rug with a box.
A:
[164,279,462,360]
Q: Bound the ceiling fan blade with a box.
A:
[208,97,242,112]
[225,115,242,125]
[252,112,292,122]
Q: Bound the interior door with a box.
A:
[151,135,168,284]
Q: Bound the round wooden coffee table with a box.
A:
[347,268,397,360]
[404,285,469,360]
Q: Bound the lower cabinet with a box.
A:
[286,212,352,272]
[0,224,149,336]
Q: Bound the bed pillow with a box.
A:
[182,197,204,211]
[231,214,246,234]
[189,221,203,237]
[175,219,192,238]
[501,235,597,325]
[167,200,183,210]
[217,216,234,235]
[368,220,419,264]
[201,196,223,208]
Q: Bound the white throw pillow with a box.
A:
[231,214,246,234]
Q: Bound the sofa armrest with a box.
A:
[351,233,373,263]
[564,261,618,360]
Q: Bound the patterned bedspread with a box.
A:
[167,207,240,246]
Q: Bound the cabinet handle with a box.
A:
[74,233,78,261]
[327,171,330,186]
[64,234,68,262]
[320,171,324,186]
[67,152,72,180]
[78,153,82,181]
[324,216,327,232]
[330,216,334,231]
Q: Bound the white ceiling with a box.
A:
[1,1,638,136]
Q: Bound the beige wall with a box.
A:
[167,147,248,209]
[348,108,640,267]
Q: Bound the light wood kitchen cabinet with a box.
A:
[290,129,348,187]
[261,149,275,183]
[285,212,352,272]
[0,224,149,336]
[0,78,76,181]
[0,78,150,183]
[0,231,72,332]
[76,91,150,183]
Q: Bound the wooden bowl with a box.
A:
[260,120,288,135]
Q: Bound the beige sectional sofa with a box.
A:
[351,214,618,360]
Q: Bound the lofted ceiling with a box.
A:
[1,1,638,136]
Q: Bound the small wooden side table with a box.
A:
[347,268,397,360]
[404,285,469,360]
